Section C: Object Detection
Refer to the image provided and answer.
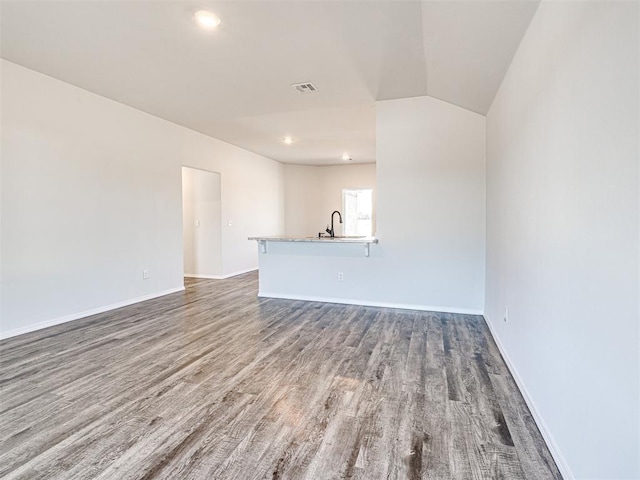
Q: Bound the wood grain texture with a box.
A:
[0,273,562,479]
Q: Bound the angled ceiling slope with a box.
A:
[0,1,539,165]
[422,0,540,114]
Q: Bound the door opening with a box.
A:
[181,167,222,278]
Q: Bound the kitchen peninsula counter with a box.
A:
[248,235,380,302]
[248,235,378,244]
[249,236,378,257]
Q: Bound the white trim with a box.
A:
[483,315,574,480]
[184,267,257,280]
[184,273,225,280]
[257,292,483,315]
[0,287,185,340]
[221,267,258,278]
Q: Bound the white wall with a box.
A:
[182,167,222,278]
[284,163,376,237]
[180,129,284,278]
[375,95,486,312]
[1,60,184,337]
[0,61,4,321]
[259,95,486,314]
[485,2,639,479]
[1,60,284,338]
[283,165,322,237]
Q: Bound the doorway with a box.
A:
[181,167,222,278]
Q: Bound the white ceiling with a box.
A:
[0,0,539,165]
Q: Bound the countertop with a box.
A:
[248,236,378,244]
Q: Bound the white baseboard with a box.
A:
[185,267,258,280]
[258,292,483,315]
[222,267,258,278]
[184,273,225,280]
[0,286,185,340]
[483,315,574,480]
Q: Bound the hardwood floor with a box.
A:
[0,273,561,479]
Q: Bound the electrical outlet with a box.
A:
[195,219,200,228]
[504,307,508,323]
[143,269,150,280]
[337,272,344,281]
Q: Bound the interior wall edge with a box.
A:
[183,274,225,280]
[257,292,484,316]
[0,286,185,341]
[221,267,259,279]
[186,268,258,280]
[484,313,574,480]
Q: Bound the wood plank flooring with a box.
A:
[0,273,562,479]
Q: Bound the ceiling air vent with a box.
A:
[291,82,318,94]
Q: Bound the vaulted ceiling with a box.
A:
[0,1,539,165]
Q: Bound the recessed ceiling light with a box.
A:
[283,136,294,145]
[195,11,221,29]
[342,153,352,161]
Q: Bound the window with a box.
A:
[343,189,373,237]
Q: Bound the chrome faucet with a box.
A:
[325,210,342,237]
